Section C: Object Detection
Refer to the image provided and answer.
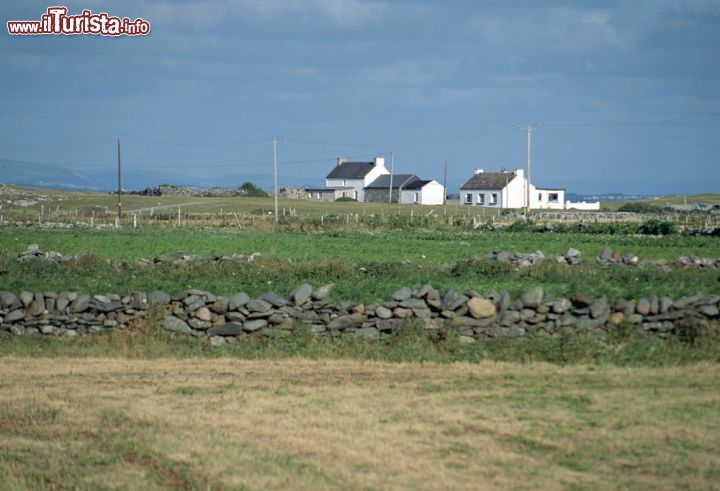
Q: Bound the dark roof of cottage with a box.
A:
[365,174,419,189]
[326,162,375,179]
[402,179,431,190]
[304,187,354,192]
[460,172,516,190]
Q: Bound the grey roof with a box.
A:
[402,179,432,190]
[460,172,516,190]
[326,162,375,179]
[365,174,419,189]
[305,187,353,192]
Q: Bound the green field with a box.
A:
[1,228,719,303]
[1,188,720,490]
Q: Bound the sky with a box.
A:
[1,0,719,195]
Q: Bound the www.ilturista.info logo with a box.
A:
[7,7,150,36]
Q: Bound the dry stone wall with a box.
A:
[1,284,718,346]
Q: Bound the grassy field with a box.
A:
[1,356,719,490]
[2,185,719,490]
[1,228,719,302]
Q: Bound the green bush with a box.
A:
[234,182,268,197]
[637,219,678,235]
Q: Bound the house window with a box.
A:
[549,193,559,203]
[490,193,497,205]
[414,192,419,203]
[316,192,322,200]
[477,194,485,205]
[538,193,543,201]
[464,193,472,204]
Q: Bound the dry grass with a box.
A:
[1,357,719,490]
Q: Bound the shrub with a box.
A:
[637,219,677,236]
[234,182,268,197]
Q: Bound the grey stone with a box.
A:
[0,291,17,309]
[392,287,413,301]
[185,299,206,312]
[161,316,192,333]
[40,325,57,335]
[311,283,335,301]
[500,310,521,326]
[636,299,651,316]
[458,335,476,344]
[9,325,25,336]
[449,294,470,311]
[68,294,90,313]
[289,283,313,306]
[148,290,171,306]
[648,293,659,315]
[195,307,212,322]
[356,327,380,340]
[699,305,719,317]
[243,319,268,332]
[415,283,435,299]
[228,292,250,311]
[673,293,705,309]
[521,287,544,308]
[412,307,432,318]
[590,298,608,319]
[598,245,613,262]
[208,322,245,336]
[5,309,26,323]
[570,292,594,308]
[210,298,229,314]
[19,291,34,307]
[399,298,428,309]
[327,315,356,330]
[246,299,272,313]
[183,294,202,306]
[261,293,287,307]
[188,318,212,330]
[565,247,581,258]
[27,293,46,317]
[659,297,673,313]
[210,336,226,347]
[497,292,511,312]
[577,313,609,330]
[552,298,571,314]
[375,306,393,319]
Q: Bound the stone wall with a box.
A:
[1,285,718,346]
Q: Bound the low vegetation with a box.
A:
[1,357,719,490]
[1,185,719,489]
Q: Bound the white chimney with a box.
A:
[336,157,347,166]
[373,156,385,168]
[474,168,484,175]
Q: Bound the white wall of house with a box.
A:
[532,188,566,210]
[400,180,445,205]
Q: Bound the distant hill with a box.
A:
[0,159,314,193]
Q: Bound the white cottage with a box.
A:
[323,157,390,202]
[460,168,568,210]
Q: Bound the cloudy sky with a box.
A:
[2,0,719,194]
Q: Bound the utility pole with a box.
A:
[388,151,395,203]
[114,136,123,220]
[442,161,448,205]
[518,125,540,222]
[272,137,279,224]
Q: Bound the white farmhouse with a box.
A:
[460,168,599,210]
[324,157,390,202]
